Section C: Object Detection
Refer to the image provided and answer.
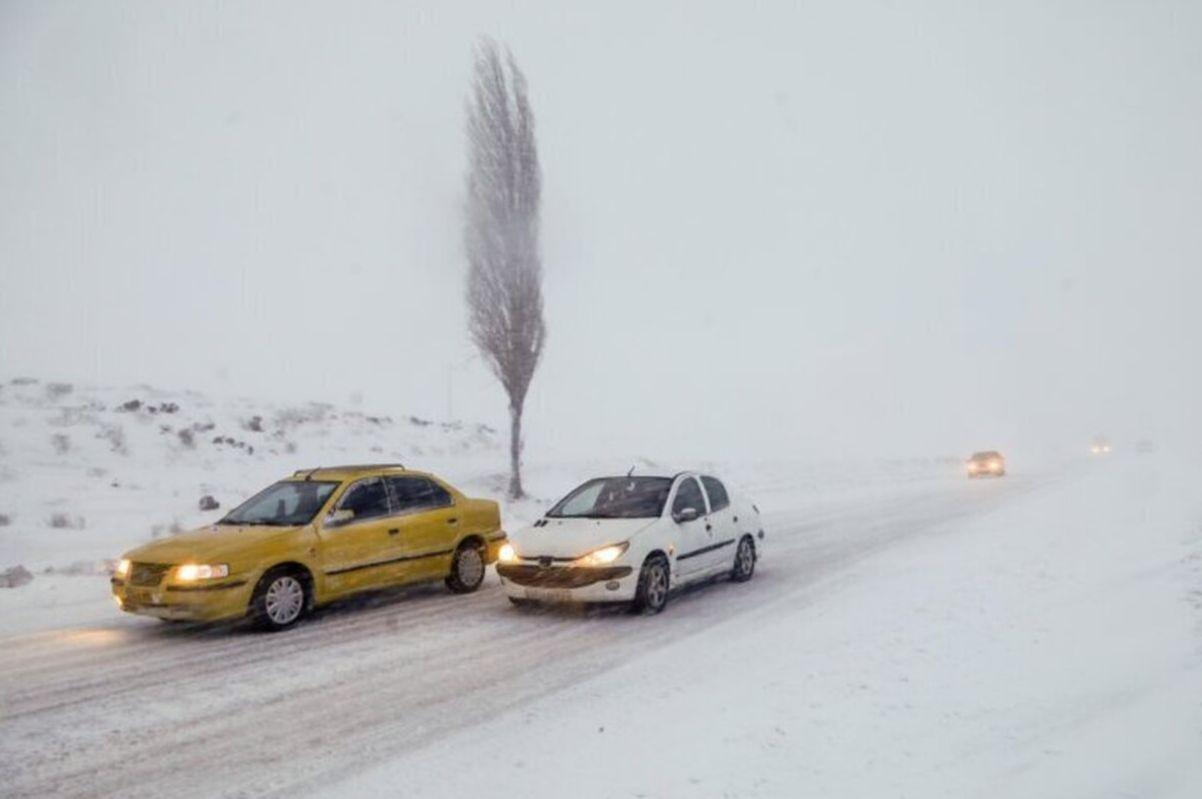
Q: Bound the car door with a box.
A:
[319,477,406,594]
[385,475,460,581]
[700,475,738,571]
[670,476,714,580]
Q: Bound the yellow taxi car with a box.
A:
[111,464,505,630]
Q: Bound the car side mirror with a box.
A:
[327,508,355,527]
[673,506,699,524]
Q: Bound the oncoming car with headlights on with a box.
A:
[966,451,1005,478]
[111,464,506,630]
[496,472,764,614]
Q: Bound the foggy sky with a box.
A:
[2,1,1199,463]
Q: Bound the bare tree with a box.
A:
[464,38,546,499]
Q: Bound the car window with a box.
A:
[387,476,453,513]
[672,477,706,517]
[700,476,730,512]
[333,477,390,524]
[550,480,605,516]
[220,480,339,527]
[546,477,673,519]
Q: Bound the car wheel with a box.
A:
[630,554,670,615]
[250,568,308,632]
[731,536,756,583]
[446,540,486,594]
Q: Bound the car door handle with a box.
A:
[705,523,712,532]
[388,528,400,536]
[447,518,458,525]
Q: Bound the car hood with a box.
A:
[510,517,657,560]
[122,524,304,564]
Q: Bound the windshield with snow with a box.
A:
[547,476,673,519]
[219,480,339,526]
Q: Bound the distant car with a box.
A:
[497,472,764,614]
[111,464,506,630]
[1090,437,1112,455]
[967,451,1005,478]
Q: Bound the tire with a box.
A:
[731,536,756,583]
[630,554,670,615]
[446,540,486,594]
[250,567,309,632]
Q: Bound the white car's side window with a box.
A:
[672,477,706,517]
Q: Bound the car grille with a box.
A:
[129,562,172,586]
[496,564,632,589]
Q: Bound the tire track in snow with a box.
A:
[0,472,1058,798]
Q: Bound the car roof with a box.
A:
[595,470,712,481]
[286,464,414,481]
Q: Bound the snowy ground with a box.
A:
[335,460,1202,799]
[1,379,1199,797]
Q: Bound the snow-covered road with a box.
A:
[2,460,1198,798]
[0,469,1044,798]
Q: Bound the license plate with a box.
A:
[524,588,572,603]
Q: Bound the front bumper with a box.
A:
[496,562,636,602]
[111,576,252,622]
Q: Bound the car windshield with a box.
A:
[547,476,673,519]
[219,480,339,526]
[971,452,1001,461]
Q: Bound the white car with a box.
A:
[496,472,765,614]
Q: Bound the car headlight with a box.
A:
[176,563,229,581]
[498,543,517,563]
[576,542,629,567]
[115,558,131,578]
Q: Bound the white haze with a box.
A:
[2,0,1199,463]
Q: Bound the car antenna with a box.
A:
[627,464,636,477]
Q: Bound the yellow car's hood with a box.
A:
[123,524,303,564]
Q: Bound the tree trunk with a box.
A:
[508,401,525,499]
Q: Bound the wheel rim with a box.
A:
[645,563,668,608]
[737,540,755,576]
[265,576,304,625]
[457,547,484,586]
